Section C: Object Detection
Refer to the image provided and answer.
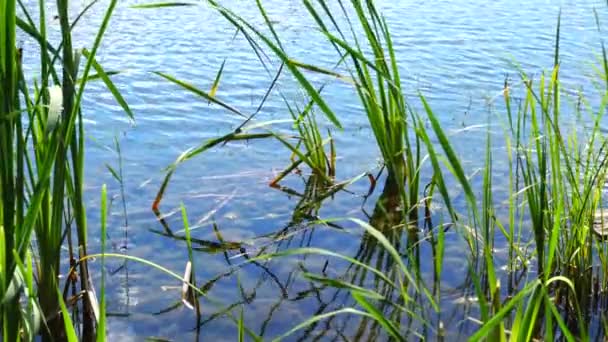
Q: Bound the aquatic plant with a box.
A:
[202,1,608,340]
[112,0,608,340]
[203,0,423,225]
[269,97,337,187]
[147,61,340,211]
[1,0,130,339]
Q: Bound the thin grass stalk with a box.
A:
[97,185,107,341]
[0,0,127,338]
[304,0,419,221]
[0,0,22,339]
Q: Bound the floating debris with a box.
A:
[593,210,608,240]
[181,261,196,310]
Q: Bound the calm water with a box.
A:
[19,0,608,340]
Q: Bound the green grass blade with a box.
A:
[81,253,260,340]
[349,218,421,295]
[97,184,108,341]
[238,307,244,342]
[470,280,540,342]
[209,59,226,98]
[351,291,405,342]
[154,71,246,118]
[303,273,385,300]
[57,289,79,342]
[131,2,196,8]
[82,49,134,122]
[270,308,373,342]
[250,247,398,288]
[419,94,479,224]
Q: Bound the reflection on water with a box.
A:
[134,172,485,340]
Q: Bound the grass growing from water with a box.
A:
[4,0,607,339]
[300,0,423,223]
[165,1,608,340]
[1,0,131,339]
[206,0,423,225]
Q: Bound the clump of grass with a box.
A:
[303,0,422,220]
[203,0,423,225]
[148,65,343,212]
[269,97,337,187]
[1,0,130,339]
[200,2,608,341]
[136,0,608,340]
[415,11,608,339]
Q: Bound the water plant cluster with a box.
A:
[2,0,608,340]
[1,0,128,339]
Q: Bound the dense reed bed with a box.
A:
[4,0,608,340]
[146,0,608,340]
[1,0,129,339]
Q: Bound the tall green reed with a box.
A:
[1,0,25,339]
[303,0,422,221]
[204,0,423,224]
[136,0,608,339]
[416,12,608,339]
[1,0,129,339]
[223,2,608,340]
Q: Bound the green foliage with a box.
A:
[188,2,608,341]
[1,0,128,339]
[3,0,607,340]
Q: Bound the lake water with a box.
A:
[19,0,608,340]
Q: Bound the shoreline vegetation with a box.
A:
[2,0,608,340]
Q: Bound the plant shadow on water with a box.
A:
[146,165,470,340]
[146,173,344,338]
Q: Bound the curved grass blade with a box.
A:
[57,289,78,342]
[303,273,385,300]
[154,71,246,118]
[351,292,405,342]
[270,308,373,342]
[152,131,273,212]
[83,49,134,122]
[78,253,262,341]
[249,247,397,288]
[131,2,197,8]
[349,219,418,292]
